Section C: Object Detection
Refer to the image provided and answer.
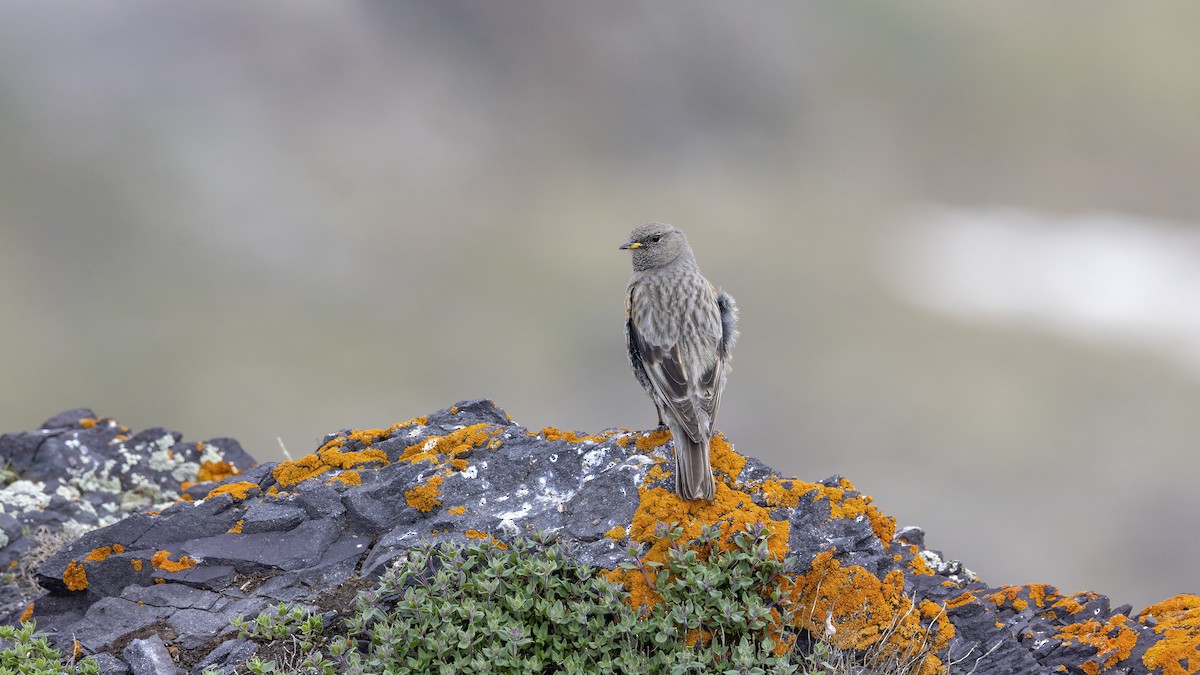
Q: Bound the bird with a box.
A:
[620,222,738,501]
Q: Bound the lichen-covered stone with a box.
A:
[1,401,1197,674]
[0,410,255,619]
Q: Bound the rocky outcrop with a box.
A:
[1,400,1198,674]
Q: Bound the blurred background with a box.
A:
[2,2,1198,610]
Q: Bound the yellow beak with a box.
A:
[619,241,643,250]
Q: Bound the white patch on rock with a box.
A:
[496,503,533,536]
[581,448,614,474]
[172,462,200,483]
[198,444,225,465]
[460,465,478,479]
[918,549,978,583]
[71,467,122,495]
[0,480,52,514]
[61,519,98,539]
[147,449,177,472]
[55,484,82,501]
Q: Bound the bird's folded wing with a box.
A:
[628,323,716,443]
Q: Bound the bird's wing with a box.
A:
[706,288,738,429]
[627,281,722,443]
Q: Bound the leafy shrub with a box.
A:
[235,524,851,674]
[0,621,98,675]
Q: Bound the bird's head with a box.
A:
[620,222,689,271]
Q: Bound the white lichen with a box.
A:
[0,480,52,514]
[198,443,225,465]
[496,503,533,536]
[55,484,82,501]
[147,449,179,472]
[171,462,200,484]
[70,467,122,495]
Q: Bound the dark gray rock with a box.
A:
[239,503,306,534]
[0,410,257,619]
[191,637,256,675]
[123,635,181,675]
[90,652,133,675]
[73,597,175,652]
[2,399,1194,674]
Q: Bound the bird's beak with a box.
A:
[620,241,642,250]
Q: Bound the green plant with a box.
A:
[0,621,99,675]
[233,527,901,674]
[232,603,338,674]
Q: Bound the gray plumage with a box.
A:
[621,222,738,501]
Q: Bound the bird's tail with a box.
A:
[671,431,716,501]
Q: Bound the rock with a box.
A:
[122,635,181,675]
[0,410,256,620]
[0,399,1197,674]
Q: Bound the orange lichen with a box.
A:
[708,433,745,481]
[228,520,244,534]
[609,481,790,610]
[204,481,259,501]
[486,437,503,451]
[598,427,955,673]
[447,506,466,516]
[1051,595,1087,616]
[684,628,712,647]
[18,603,33,623]
[1140,594,1200,675]
[605,526,627,540]
[72,640,84,660]
[450,458,469,471]
[1027,584,1055,608]
[464,529,489,539]
[84,545,123,563]
[988,586,1029,612]
[402,423,500,466]
[151,550,197,573]
[450,406,459,415]
[404,475,444,513]
[826,479,896,543]
[539,427,584,443]
[781,550,950,675]
[634,429,673,453]
[327,471,362,487]
[63,560,87,591]
[645,463,671,483]
[758,477,894,543]
[196,459,241,483]
[79,417,99,428]
[1056,615,1138,673]
[272,436,389,487]
[946,592,976,610]
[131,559,143,572]
[908,552,933,576]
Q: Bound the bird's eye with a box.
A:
[651,235,662,243]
